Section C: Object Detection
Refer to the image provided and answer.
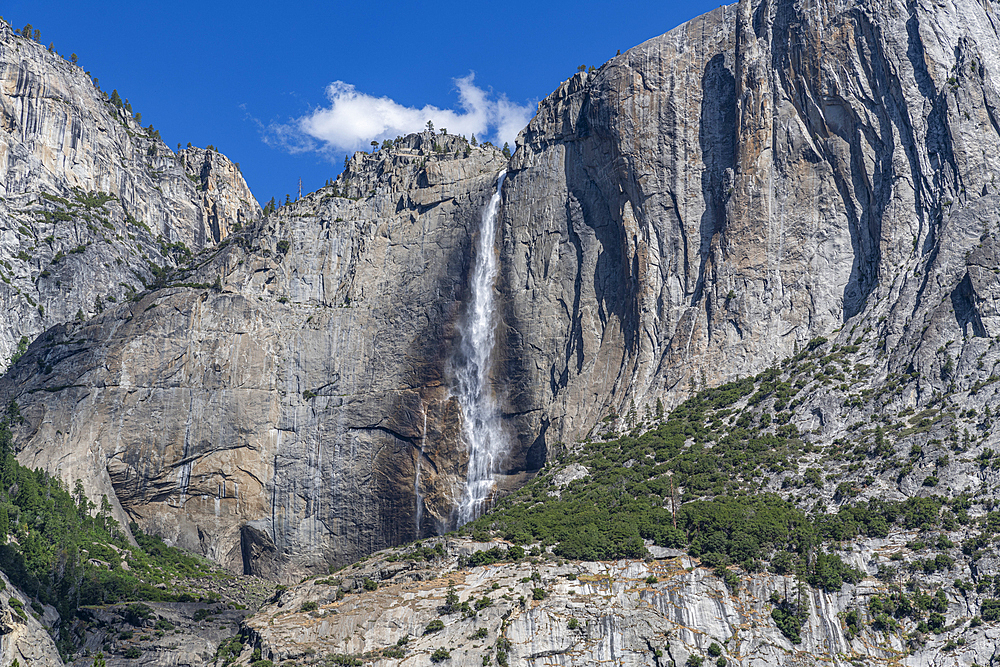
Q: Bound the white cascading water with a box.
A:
[455,171,507,526]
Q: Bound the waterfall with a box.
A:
[455,171,507,526]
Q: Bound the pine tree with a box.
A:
[70,53,78,64]
[502,142,511,159]
[470,134,478,146]
[74,479,87,512]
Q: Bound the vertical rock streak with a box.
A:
[415,408,427,535]
[455,171,507,526]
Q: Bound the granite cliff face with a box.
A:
[3,0,1000,598]
[496,0,1000,452]
[0,19,259,367]
[1,133,509,580]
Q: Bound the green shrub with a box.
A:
[123,647,142,659]
[771,606,802,643]
[300,601,318,612]
[805,552,862,592]
[430,648,451,663]
[460,545,523,567]
[807,337,827,351]
[495,637,511,667]
[124,603,153,625]
[804,468,823,487]
[214,636,243,665]
[770,593,806,644]
[707,643,722,657]
[844,609,861,637]
[424,619,444,634]
[568,618,580,630]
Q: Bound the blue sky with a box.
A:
[5,1,719,205]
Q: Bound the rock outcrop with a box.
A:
[0,572,63,667]
[66,602,250,667]
[0,20,259,366]
[0,133,508,579]
[242,538,1000,667]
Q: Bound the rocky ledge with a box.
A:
[237,537,1000,667]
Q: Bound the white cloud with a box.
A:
[267,74,534,156]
